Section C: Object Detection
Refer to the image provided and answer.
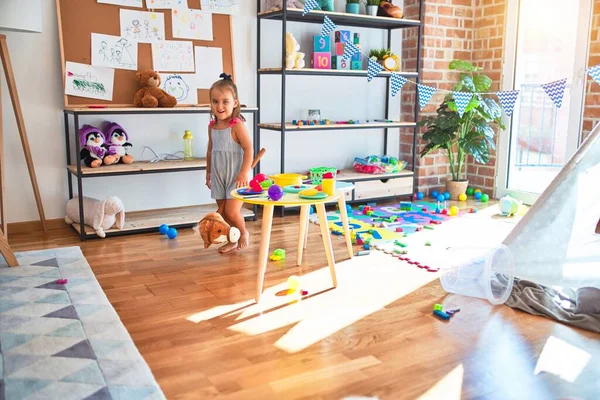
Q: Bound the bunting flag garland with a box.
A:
[496,90,519,117]
[391,73,408,97]
[342,42,360,62]
[367,58,384,82]
[588,65,600,86]
[417,84,437,110]
[303,0,318,16]
[321,16,337,38]
[453,91,473,118]
[541,78,567,109]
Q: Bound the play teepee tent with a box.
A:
[502,123,600,331]
[502,123,600,289]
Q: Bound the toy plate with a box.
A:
[298,192,329,200]
[283,184,313,193]
[237,188,264,196]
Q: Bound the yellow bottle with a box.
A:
[183,130,194,160]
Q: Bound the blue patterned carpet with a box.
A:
[0,246,165,400]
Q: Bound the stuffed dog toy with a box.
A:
[194,212,241,249]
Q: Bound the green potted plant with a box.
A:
[418,60,505,199]
[346,0,361,14]
[364,0,380,16]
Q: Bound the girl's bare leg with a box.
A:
[224,198,249,251]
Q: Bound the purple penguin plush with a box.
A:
[102,122,134,164]
[78,125,117,168]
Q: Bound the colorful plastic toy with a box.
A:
[431,190,439,198]
[159,224,169,235]
[458,193,467,201]
[287,275,300,291]
[270,248,286,261]
[466,187,474,195]
[474,192,482,200]
[167,227,178,239]
[449,206,459,216]
[481,193,489,203]
[416,192,424,200]
[268,185,284,201]
[443,192,451,200]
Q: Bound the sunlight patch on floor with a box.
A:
[187,251,440,353]
[534,335,591,383]
[417,364,464,400]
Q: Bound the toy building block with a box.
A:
[334,42,345,56]
[351,33,362,61]
[335,30,351,43]
[351,60,363,70]
[363,243,370,250]
[314,35,331,53]
[312,52,332,69]
[332,56,350,70]
[367,210,374,216]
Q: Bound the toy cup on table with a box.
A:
[321,172,336,196]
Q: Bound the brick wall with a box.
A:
[401,0,475,195]
[583,1,600,141]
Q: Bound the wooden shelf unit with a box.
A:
[257,68,418,79]
[64,107,259,240]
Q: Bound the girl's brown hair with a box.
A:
[209,73,246,123]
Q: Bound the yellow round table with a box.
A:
[231,188,353,302]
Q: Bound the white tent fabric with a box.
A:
[502,123,600,290]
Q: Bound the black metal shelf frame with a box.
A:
[63,107,259,240]
[256,2,424,216]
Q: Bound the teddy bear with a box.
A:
[193,212,241,249]
[78,125,118,167]
[286,32,305,69]
[378,0,404,18]
[133,69,177,108]
[65,196,125,238]
[102,121,134,164]
[266,0,305,11]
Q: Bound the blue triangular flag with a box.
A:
[541,78,567,109]
[587,65,600,86]
[321,16,337,38]
[417,84,436,110]
[342,42,360,62]
[367,58,384,82]
[303,0,319,16]
[391,73,408,97]
[453,92,474,118]
[496,90,519,117]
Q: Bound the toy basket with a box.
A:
[353,155,407,174]
[309,167,337,184]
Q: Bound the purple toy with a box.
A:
[78,125,109,168]
[102,121,134,164]
[268,185,284,201]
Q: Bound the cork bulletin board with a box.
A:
[56,0,235,107]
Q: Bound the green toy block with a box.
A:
[394,240,407,248]
[351,60,363,70]
[424,225,434,230]
[332,55,350,70]
[314,35,331,52]
[433,304,443,311]
[425,241,432,246]
[367,210,374,216]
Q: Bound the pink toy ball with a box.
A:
[254,173,267,183]
[268,184,284,201]
[249,179,262,192]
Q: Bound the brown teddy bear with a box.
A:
[378,0,403,18]
[193,212,241,249]
[133,69,177,108]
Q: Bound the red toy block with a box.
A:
[395,227,403,232]
[430,220,442,225]
[334,41,345,56]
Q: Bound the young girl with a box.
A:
[206,73,253,252]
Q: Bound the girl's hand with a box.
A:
[206,173,211,189]
[235,172,248,188]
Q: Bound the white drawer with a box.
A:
[354,177,413,200]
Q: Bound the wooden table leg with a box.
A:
[338,196,354,259]
[297,205,309,266]
[256,204,274,302]
[0,230,17,267]
[315,203,337,288]
[303,206,310,250]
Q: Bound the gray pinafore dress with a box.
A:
[210,123,243,199]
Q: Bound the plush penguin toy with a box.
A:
[102,121,134,164]
[79,125,114,168]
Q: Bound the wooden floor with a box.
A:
[7,203,600,400]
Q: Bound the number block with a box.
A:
[335,30,351,43]
[351,60,363,70]
[332,56,349,70]
[352,44,362,61]
[334,42,345,56]
[313,35,331,53]
[312,52,332,69]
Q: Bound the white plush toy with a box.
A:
[286,32,305,69]
[65,196,125,238]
